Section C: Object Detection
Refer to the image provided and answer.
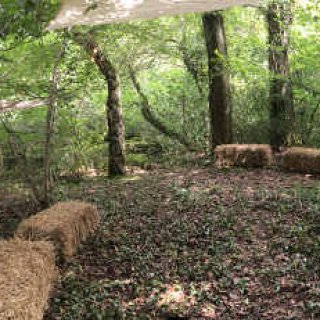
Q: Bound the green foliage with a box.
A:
[1,0,320,192]
[136,67,208,149]
[47,274,123,320]
[0,0,60,39]
[126,154,149,167]
[291,0,320,145]
[1,3,320,317]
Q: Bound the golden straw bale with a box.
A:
[278,147,320,174]
[15,202,100,261]
[215,144,273,168]
[0,239,56,320]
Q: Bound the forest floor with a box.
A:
[2,166,320,319]
[45,166,320,319]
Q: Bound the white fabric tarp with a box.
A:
[48,0,260,30]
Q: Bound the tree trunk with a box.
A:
[74,33,126,176]
[106,70,126,176]
[129,67,195,152]
[43,100,55,207]
[202,11,232,149]
[267,0,295,151]
[43,43,65,208]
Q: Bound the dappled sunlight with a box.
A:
[1,0,319,317]
[155,284,194,315]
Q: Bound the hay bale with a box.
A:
[0,239,56,320]
[215,144,273,168]
[15,202,100,260]
[278,147,320,174]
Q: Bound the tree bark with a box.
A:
[202,11,232,149]
[129,67,195,152]
[0,100,50,113]
[74,33,126,176]
[43,99,55,207]
[267,0,295,151]
[43,41,67,207]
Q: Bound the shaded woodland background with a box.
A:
[0,0,319,208]
[1,1,320,319]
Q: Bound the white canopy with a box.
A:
[48,0,260,30]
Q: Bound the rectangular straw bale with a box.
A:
[278,147,320,174]
[0,239,56,320]
[15,201,100,260]
[215,144,273,168]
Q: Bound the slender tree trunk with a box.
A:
[267,0,295,151]
[43,100,55,207]
[129,67,195,151]
[43,43,65,207]
[202,11,232,149]
[74,33,126,176]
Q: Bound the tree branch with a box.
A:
[0,99,50,113]
[129,66,195,151]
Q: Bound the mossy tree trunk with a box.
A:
[202,11,232,149]
[74,33,126,176]
[106,68,126,176]
[267,0,295,151]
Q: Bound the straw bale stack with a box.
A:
[215,144,273,168]
[15,201,100,261]
[277,147,320,174]
[0,239,56,320]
